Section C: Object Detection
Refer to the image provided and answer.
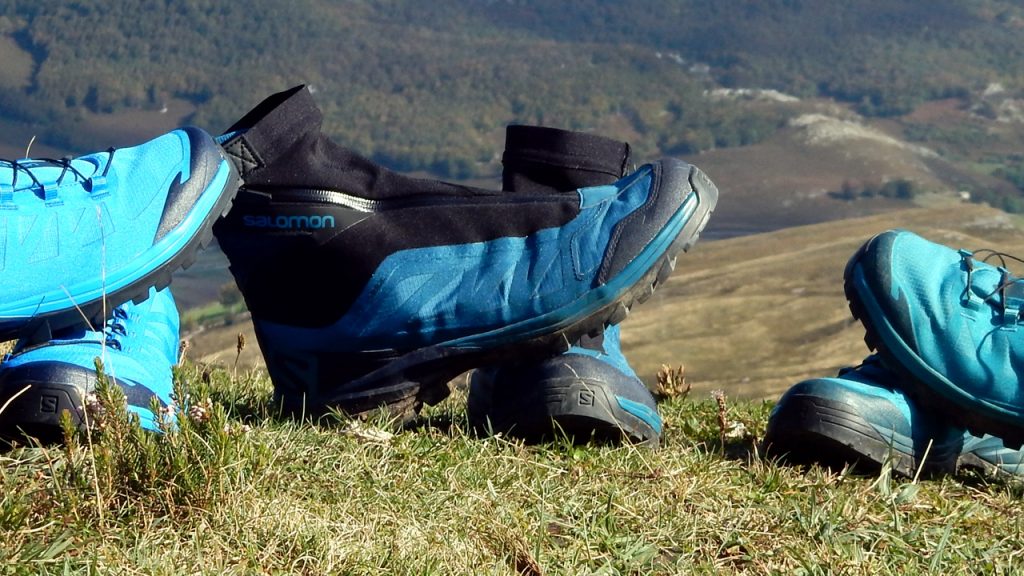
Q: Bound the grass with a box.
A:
[623,203,1024,401]
[5,204,1024,573]
[2,360,1023,575]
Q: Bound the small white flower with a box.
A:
[187,398,213,424]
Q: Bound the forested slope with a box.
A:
[1,0,1023,176]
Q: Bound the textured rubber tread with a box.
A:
[765,385,1023,478]
[763,392,960,477]
[1,364,105,444]
[765,389,954,475]
[467,375,658,446]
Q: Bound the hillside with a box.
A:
[6,0,1024,228]
[186,203,1024,402]
[2,0,1024,180]
[686,98,999,236]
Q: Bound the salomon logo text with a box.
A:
[242,215,336,229]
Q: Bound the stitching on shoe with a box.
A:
[224,137,264,177]
[571,208,604,281]
[597,163,663,284]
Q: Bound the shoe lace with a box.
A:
[960,248,1024,322]
[0,148,116,205]
[103,306,130,351]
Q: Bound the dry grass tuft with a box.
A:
[654,364,689,400]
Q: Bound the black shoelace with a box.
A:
[961,248,1024,319]
[1,148,116,203]
[103,306,130,351]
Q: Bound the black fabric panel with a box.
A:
[215,88,610,328]
[215,191,579,327]
[223,85,308,137]
[503,124,631,194]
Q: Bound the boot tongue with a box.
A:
[219,85,324,184]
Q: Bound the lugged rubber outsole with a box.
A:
[467,374,660,446]
[0,362,107,444]
[0,360,171,443]
[843,239,1024,450]
[3,134,240,344]
[281,164,718,423]
[763,392,959,477]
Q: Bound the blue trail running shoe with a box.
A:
[0,127,239,342]
[764,356,1024,477]
[213,86,718,420]
[844,229,1024,448]
[468,324,662,446]
[470,124,661,446]
[0,287,179,442]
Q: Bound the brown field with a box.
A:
[74,97,197,149]
[687,110,962,238]
[0,117,68,159]
[185,311,264,369]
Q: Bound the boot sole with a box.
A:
[0,361,169,443]
[467,373,661,446]
[763,390,959,477]
[0,362,99,444]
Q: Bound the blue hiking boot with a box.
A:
[0,287,179,442]
[0,127,239,342]
[468,324,662,446]
[213,86,718,420]
[764,356,1024,477]
[844,229,1024,448]
[469,124,660,446]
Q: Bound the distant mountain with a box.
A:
[1,0,1023,177]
